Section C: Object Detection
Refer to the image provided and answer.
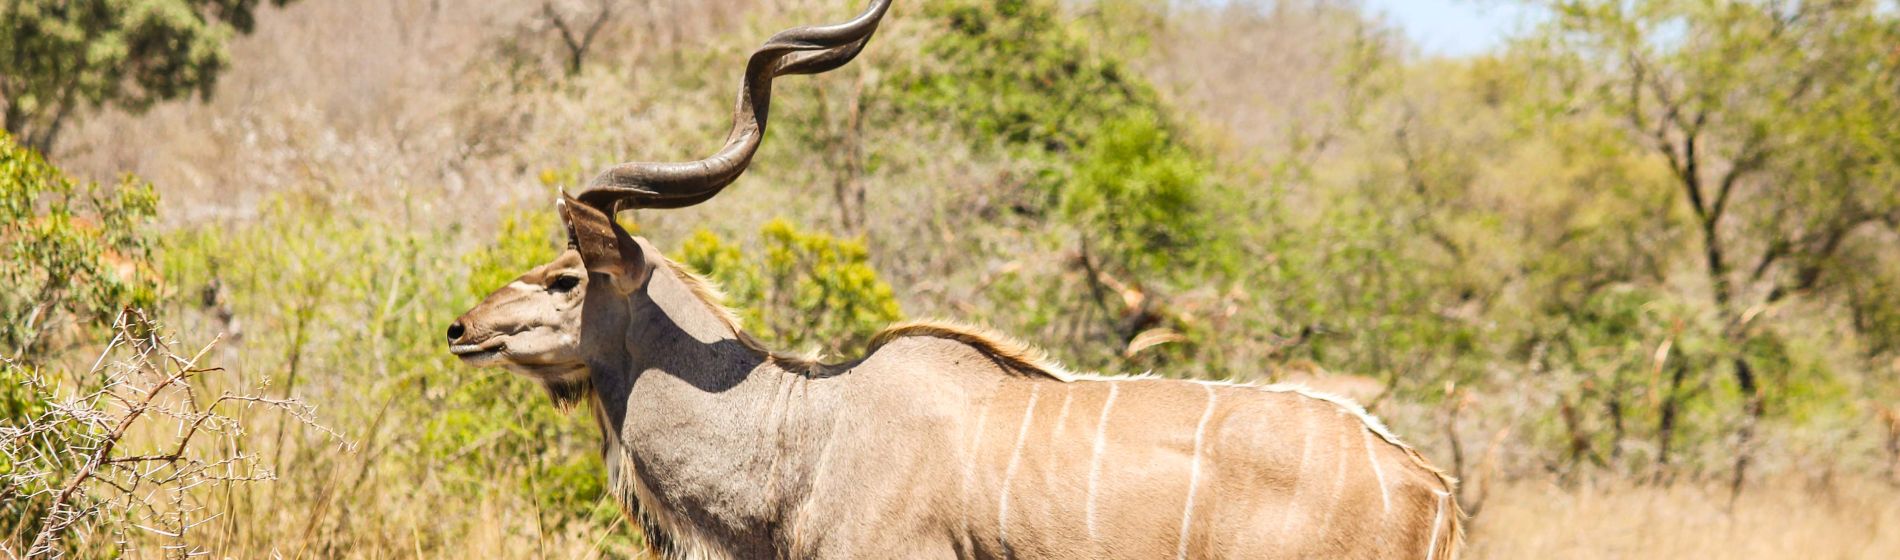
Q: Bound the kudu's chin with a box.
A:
[509,362,588,382]
[511,363,592,408]
[491,353,588,382]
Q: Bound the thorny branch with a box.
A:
[1,309,347,559]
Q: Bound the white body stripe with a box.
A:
[998,384,1041,555]
[1051,385,1074,440]
[1426,491,1450,560]
[1176,383,1218,560]
[1279,401,1317,535]
[1085,381,1120,541]
[961,398,993,541]
[1364,429,1391,514]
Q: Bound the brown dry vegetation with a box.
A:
[6,0,1897,558]
[1472,478,1900,559]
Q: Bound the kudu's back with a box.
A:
[791,332,1462,559]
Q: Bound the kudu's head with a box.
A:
[447,0,891,398]
[443,197,647,391]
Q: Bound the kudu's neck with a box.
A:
[630,260,765,376]
[584,257,809,555]
[588,256,779,423]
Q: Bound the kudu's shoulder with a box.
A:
[854,320,1075,382]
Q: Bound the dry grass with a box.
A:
[1469,477,1900,559]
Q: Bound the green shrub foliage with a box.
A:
[679,218,903,358]
[894,0,1222,269]
[0,131,157,363]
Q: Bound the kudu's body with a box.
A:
[448,1,1462,557]
[617,258,1456,559]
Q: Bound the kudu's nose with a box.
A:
[446,322,466,343]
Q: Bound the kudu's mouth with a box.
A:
[449,340,506,366]
[450,338,580,379]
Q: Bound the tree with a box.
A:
[0,0,297,153]
[1526,0,1900,497]
[541,0,619,76]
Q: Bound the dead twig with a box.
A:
[1,309,346,559]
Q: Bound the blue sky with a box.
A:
[1360,0,1538,57]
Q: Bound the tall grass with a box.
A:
[1471,477,1900,559]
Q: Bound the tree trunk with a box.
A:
[1607,370,1627,466]
[1884,408,1899,485]
[831,74,868,234]
[1683,160,1766,500]
[1654,359,1688,482]
[1558,394,1598,480]
[1728,355,1763,506]
[2,101,23,142]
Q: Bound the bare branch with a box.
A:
[543,0,619,75]
[1764,215,1885,305]
[3,309,346,557]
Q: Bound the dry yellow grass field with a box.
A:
[1468,477,1900,559]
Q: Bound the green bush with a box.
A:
[0,130,157,362]
[1065,112,1221,275]
[893,0,1171,205]
[1,0,300,151]
[910,0,1152,140]
[880,0,1236,374]
[678,218,903,358]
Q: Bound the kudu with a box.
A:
[447,1,1462,557]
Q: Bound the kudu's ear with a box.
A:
[559,194,647,294]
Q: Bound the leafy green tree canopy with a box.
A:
[1509,0,1900,490]
[0,0,296,151]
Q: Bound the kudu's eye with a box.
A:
[548,275,582,293]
